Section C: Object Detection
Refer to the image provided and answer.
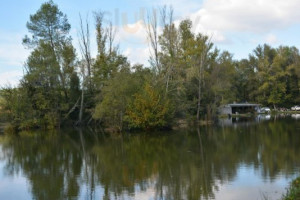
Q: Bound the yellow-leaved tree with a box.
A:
[126,84,172,130]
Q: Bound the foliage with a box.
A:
[4,1,79,129]
[283,177,300,200]
[93,65,150,131]
[23,0,70,47]
[126,83,172,130]
[0,2,299,131]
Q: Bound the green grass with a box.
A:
[282,177,300,200]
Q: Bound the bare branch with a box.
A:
[146,8,160,73]
[77,13,93,125]
[78,13,92,78]
[107,21,116,55]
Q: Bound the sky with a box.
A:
[1,0,300,86]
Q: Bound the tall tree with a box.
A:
[186,34,213,120]
[21,0,77,128]
[146,8,161,74]
[23,0,73,96]
[77,14,92,125]
[159,6,180,94]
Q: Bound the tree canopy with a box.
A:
[0,2,299,131]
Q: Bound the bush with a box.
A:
[126,84,172,130]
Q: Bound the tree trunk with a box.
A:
[197,56,204,121]
[79,84,84,125]
[197,76,201,121]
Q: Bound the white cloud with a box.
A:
[0,30,29,68]
[191,0,300,34]
[141,0,300,36]
[141,0,202,16]
[116,20,148,46]
[123,46,149,65]
[187,14,230,43]
[3,0,297,71]
[265,34,278,44]
[114,20,155,66]
[0,70,23,87]
[0,43,28,67]
[0,30,28,87]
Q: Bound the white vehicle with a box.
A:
[291,105,300,111]
[259,107,271,113]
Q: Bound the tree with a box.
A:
[159,6,180,94]
[146,8,161,73]
[126,83,171,130]
[92,11,120,90]
[93,65,151,131]
[208,51,235,116]
[23,0,70,45]
[185,34,213,120]
[77,14,92,125]
[20,0,77,128]
[2,2,300,131]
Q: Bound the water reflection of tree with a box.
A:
[0,131,83,200]
[0,119,299,200]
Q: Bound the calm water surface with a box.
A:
[0,116,299,200]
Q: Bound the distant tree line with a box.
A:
[0,1,299,131]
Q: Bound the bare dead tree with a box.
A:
[77,14,92,125]
[76,61,86,126]
[146,8,160,73]
[78,14,92,78]
[160,6,176,94]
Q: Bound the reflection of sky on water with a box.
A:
[0,159,295,200]
[75,164,294,200]
[213,165,293,200]
[78,175,157,200]
[0,161,31,200]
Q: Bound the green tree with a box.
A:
[18,0,77,129]
[185,34,214,120]
[93,65,152,131]
[126,83,171,130]
[158,7,180,94]
[239,44,300,108]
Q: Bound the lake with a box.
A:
[0,115,299,200]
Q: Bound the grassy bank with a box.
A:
[282,177,300,200]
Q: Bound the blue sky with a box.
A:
[1,0,300,86]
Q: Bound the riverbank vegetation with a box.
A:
[0,1,299,131]
[282,177,300,200]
